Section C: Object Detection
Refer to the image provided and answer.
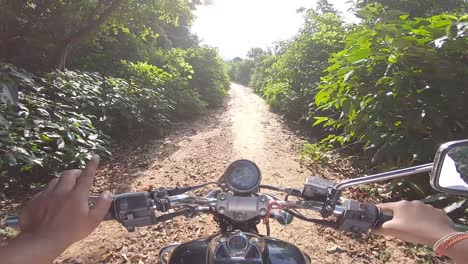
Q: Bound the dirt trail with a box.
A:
[58,83,426,263]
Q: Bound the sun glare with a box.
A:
[193,0,355,59]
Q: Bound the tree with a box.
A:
[0,0,200,71]
[247,47,266,60]
[355,0,467,17]
[55,0,124,69]
[316,0,337,14]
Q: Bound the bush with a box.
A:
[184,46,230,107]
[0,63,177,180]
[0,53,231,181]
[316,13,468,166]
[250,11,345,122]
[0,63,110,181]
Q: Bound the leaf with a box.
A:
[57,138,65,149]
[20,165,33,172]
[347,48,371,61]
[387,54,397,63]
[422,193,450,203]
[36,108,50,117]
[444,199,467,214]
[40,134,53,142]
[0,114,10,129]
[313,117,329,126]
[344,70,354,82]
[13,147,29,156]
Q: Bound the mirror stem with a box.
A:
[334,163,433,191]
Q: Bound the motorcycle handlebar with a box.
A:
[2,193,393,235]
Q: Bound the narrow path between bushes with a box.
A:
[57,83,438,264]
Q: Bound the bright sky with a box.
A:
[192,0,357,59]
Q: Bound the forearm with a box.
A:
[445,240,468,264]
[0,232,69,264]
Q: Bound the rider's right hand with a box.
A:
[373,201,468,263]
[373,200,455,247]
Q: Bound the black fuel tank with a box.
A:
[168,231,311,264]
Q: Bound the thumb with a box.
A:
[89,190,113,224]
[372,203,397,235]
[375,202,397,212]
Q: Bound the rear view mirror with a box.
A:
[431,140,468,195]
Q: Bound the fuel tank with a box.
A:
[167,231,311,264]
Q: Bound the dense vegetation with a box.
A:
[243,0,467,208]
[0,0,229,185]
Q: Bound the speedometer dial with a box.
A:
[224,160,261,194]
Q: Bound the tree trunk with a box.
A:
[54,0,123,70]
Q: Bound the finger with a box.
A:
[88,191,113,225]
[74,155,100,197]
[54,169,81,196]
[375,202,398,212]
[42,178,60,196]
[20,179,58,229]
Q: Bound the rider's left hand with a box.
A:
[0,155,112,264]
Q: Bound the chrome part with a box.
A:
[227,234,249,252]
[431,139,468,195]
[205,189,222,198]
[224,160,262,194]
[215,192,269,222]
[159,243,180,264]
[334,163,433,191]
[212,231,265,262]
[168,195,217,208]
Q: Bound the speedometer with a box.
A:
[224,160,261,194]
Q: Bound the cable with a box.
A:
[168,182,222,195]
[259,185,303,197]
[284,209,338,228]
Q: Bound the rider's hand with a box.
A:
[0,155,112,264]
[373,200,455,247]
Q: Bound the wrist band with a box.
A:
[433,232,468,257]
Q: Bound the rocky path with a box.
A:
[58,83,433,263]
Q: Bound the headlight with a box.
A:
[224,160,261,194]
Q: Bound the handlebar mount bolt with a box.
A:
[219,193,227,201]
[260,196,267,202]
[218,206,227,214]
[259,208,268,216]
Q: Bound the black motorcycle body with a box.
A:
[168,231,310,264]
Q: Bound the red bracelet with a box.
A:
[435,233,468,257]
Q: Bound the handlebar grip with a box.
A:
[89,195,116,221]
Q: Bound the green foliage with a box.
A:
[184,46,230,107]
[316,13,468,166]
[249,1,468,209]
[0,51,230,179]
[0,0,230,190]
[0,64,110,180]
[0,0,199,72]
[251,11,345,121]
[355,0,467,18]
[227,57,255,86]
